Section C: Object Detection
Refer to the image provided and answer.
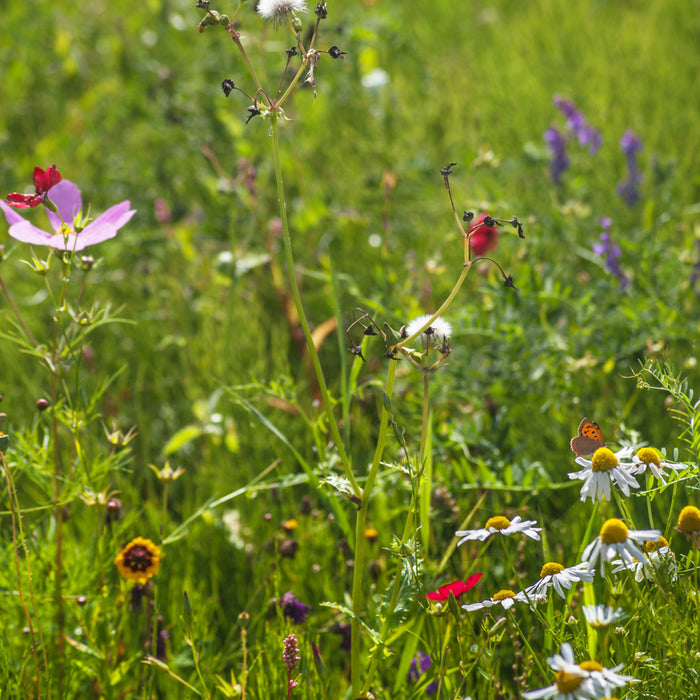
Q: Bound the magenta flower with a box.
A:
[425,574,482,601]
[1,180,135,252]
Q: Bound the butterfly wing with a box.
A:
[570,418,605,457]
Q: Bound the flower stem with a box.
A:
[351,359,397,695]
[268,114,360,497]
[0,273,42,349]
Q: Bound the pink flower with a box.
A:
[469,213,498,256]
[6,165,62,209]
[425,574,482,601]
[1,180,135,252]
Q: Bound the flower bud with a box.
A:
[36,398,50,411]
[291,16,303,31]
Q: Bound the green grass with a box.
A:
[1,0,699,697]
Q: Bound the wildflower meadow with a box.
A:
[2,0,700,698]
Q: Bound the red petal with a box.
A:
[45,165,62,190]
[31,165,62,194]
[425,574,482,601]
[6,192,43,208]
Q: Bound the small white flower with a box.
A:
[611,535,677,582]
[462,589,531,613]
[630,446,687,484]
[523,642,636,700]
[582,604,626,628]
[455,514,541,546]
[568,446,639,502]
[257,0,307,24]
[524,562,594,600]
[581,518,661,577]
[405,314,452,342]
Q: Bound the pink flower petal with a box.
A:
[46,181,82,231]
[1,200,30,226]
[6,219,55,246]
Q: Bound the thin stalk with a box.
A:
[419,373,431,559]
[0,273,42,349]
[268,114,360,497]
[2,450,47,697]
[396,264,470,350]
[351,360,397,696]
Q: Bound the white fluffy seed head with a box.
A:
[405,314,452,342]
[257,0,307,22]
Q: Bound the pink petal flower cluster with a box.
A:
[1,180,135,252]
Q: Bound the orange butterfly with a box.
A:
[570,418,605,457]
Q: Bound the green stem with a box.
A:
[351,360,397,696]
[396,264,470,349]
[268,114,360,497]
[0,273,42,349]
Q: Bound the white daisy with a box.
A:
[404,314,452,343]
[523,642,636,700]
[611,535,677,582]
[257,0,307,24]
[462,589,532,613]
[630,447,687,485]
[524,562,594,600]
[456,514,541,546]
[581,518,661,576]
[568,446,639,502]
[582,604,626,628]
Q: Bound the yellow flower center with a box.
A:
[492,589,516,602]
[53,222,73,238]
[591,447,619,472]
[485,515,511,531]
[540,562,565,578]
[636,447,660,466]
[677,505,700,532]
[579,660,603,672]
[645,535,668,552]
[555,670,584,692]
[600,518,629,544]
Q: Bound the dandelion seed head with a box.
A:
[405,314,452,342]
[257,0,307,22]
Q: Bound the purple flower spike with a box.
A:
[553,96,602,154]
[1,180,136,252]
[620,129,643,162]
[592,218,629,289]
[544,127,569,184]
[617,129,643,205]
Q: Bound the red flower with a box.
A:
[425,574,482,601]
[6,165,62,209]
[468,213,498,256]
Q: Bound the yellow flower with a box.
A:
[114,537,163,584]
